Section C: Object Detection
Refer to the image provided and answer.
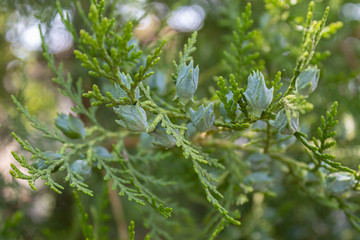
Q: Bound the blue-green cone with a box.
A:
[174,60,199,104]
[149,126,177,148]
[295,67,320,97]
[189,102,215,132]
[325,172,356,196]
[274,110,299,135]
[114,103,148,132]
[93,146,112,158]
[147,71,167,96]
[244,71,274,119]
[114,72,140,99]
[71,160,92,180]
[186,122,197,138]
[55,113,86,139]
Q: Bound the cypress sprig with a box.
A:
[314,101,339,153]
[83,84,131,107]
[73,191,95,240]
[8,0,360,238]
[284,2,330,97]
[172,31,198,81]
[216,74,247,123]
[294,102,356,174]
[223,3,261,82]
[128,221,151,240]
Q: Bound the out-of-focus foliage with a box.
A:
[1,0,360,240]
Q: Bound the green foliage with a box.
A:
[5,0,360,239]
[129,221,150,240]
[172,31,198,81]
[294,102,355,173]
[74,191,95,240]
[284,2,329,96]
[223,3,261,82]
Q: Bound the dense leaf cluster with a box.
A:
[5,0,360,239]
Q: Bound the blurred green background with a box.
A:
[0,0,360,239]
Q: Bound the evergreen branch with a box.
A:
[160,117,208,165]
[128,221,135,240]
[216,75,247,122]
[95,187,111,240]
[61,74,99,125]
[97,147,173,218]
[10,133,65,193]
[160,118,239,225]
[128,221,151,240]
[98,159,141,201]
[271,71,283,101]
[83,84,131,107]
[75,3,143,102]
[223,3,260,82]
[11,96,66,142]
[284,2,329,97]
[73,191,95,240]
[293,101,355,174]
[8,0,358,237]
[56,1,79,43]
[132,40,166,97]
[144,208,175,240]
[129,166,176,187]
[294,131,355,174]
[214,121,250,131]
[19,11,238,227]
[209,219,227,240]
[40,27,99,125]
[172,31,198,81]
[126,159,173,218]
[64,160,94,196]
[314,101,338,153]
[10,131,114,196]
[182,31,198,63]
